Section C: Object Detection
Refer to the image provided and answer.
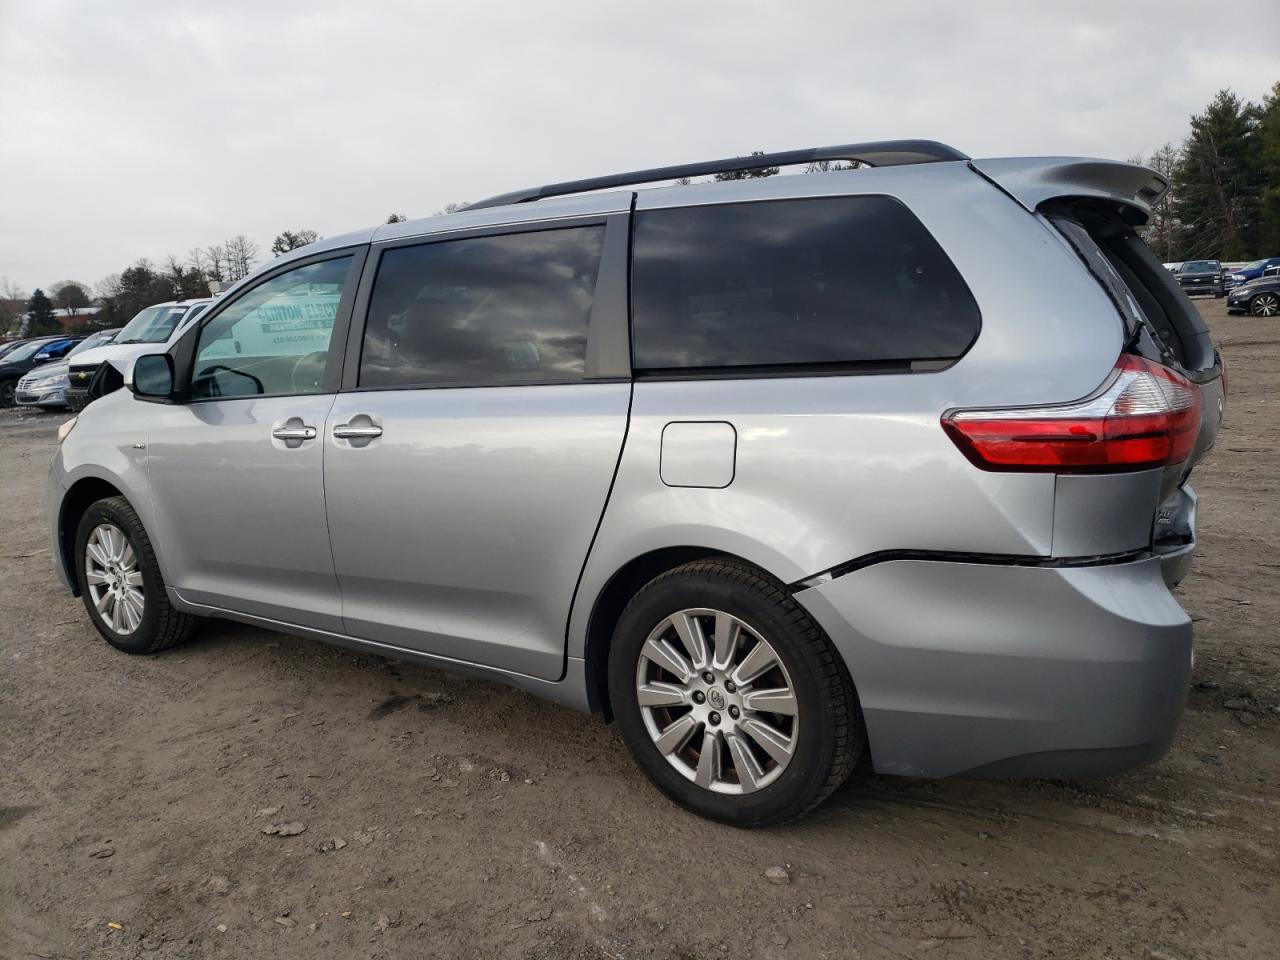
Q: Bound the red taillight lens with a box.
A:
[942,355,1201,473]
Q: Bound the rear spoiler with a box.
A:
[969,157,1169,225]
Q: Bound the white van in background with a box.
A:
[65,299,213,410]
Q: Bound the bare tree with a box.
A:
[431,202,467,216]
[386,212,407,223]
[1,276,26,301]
[0,276,28,336]
[224,234,260,281]
[1141,143,1182,262]
[188,247,209,277]
[202,244,227,283]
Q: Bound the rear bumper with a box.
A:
[1154,484,1197,588]
[796,553,1192,779]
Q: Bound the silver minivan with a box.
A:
[48,141,1225,825]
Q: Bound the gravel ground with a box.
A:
[2,299,1277,960]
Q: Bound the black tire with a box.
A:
[0,379,16,407]
[74,496,195,654]
[608,559,863,826]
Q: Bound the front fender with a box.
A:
[49,392,159,592]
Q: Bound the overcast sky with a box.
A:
[1,0,1277,293]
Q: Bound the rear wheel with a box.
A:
[608,559,862,826]
[74,496,195,654]
[1251,293,1280,317]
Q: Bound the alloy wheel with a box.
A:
[1252,293,1280,317]
[84,523,144,635]
[635,608,798,795]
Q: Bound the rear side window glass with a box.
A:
[360,226,605,389]
[630,196,980,372]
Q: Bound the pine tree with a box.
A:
[714,150,780,181]
[26,288,58,335]
[1171,89,1263,260]
[1256,81,1280,254]
[271,229,320,256]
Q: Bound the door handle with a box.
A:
[272,425,317,441]
[333,423,382,439]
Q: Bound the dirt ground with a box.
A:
[1,299,1277,960]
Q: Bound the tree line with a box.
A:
[1133,82,1280,262]
[1,215,410,338]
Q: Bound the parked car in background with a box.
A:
[1226,271,1280,316]
[1173,260,1224,297]
[16,329,122,410]
[1,338,38,361]
[65,300,212,411]
[1224,257,1280,289]
[0,336,82,406]
[49,143,1224,826]
[1162,262,1183,272]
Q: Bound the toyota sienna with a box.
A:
[47,141,1225,825]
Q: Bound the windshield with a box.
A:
[1181,260,1220,273]
[1240,259,1269,272]
[115,305,190,344]
[3,340,56,363]
[67,331,116,357]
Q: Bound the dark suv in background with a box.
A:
[1174,260,1224,298]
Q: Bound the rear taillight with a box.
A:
[942,354,1201,473]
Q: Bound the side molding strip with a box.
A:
[792,548,1147,589]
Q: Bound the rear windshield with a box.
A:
[631,196,980,373]
[1046,203,1212,372]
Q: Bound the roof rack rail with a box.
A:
[464,139,968,211]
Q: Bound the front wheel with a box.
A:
[74,496,196,654]
[0,379,16,407]
[608,559,863,826]
[1251,292,1280,317]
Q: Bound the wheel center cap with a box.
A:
[708,688,726,711]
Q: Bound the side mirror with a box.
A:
[128,353,176,402]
